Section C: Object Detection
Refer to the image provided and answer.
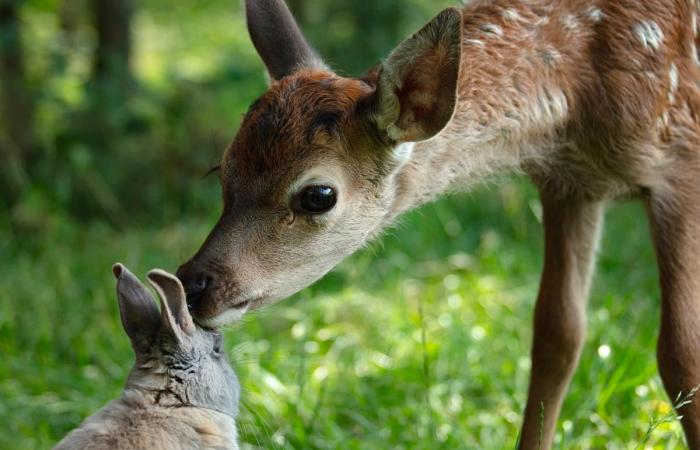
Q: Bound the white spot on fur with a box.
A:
[657,110,670,129]
[536,16,550,27]
[546,90,568,119]
[480,23,504,37]
[668,63,678,104]
[393,142,415,165]
[562,14,579,29]
[669,63,679,90]
[692,43,700,65]
[463,38,485,47]
[502,8,523,21]
[692,13,697,36]
[634,21,664,50]
[586,7,604,22]
[540,47,561,66]
[655,116,664,130]
[526,87,568,127]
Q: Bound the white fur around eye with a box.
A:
[286,165,346,209]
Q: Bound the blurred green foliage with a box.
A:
[0,0,688,448]
[1,0,453,229]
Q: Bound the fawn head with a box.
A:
[113,264,239,418]
[178,0,462,326]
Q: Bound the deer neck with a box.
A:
[387,0,599,218]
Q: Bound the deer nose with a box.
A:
[176,265,212,310]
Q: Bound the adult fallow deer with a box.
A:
[177,0,700,447]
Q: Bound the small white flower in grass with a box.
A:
[437,424,452,442]
[256,339,270,352]
[291,322,306,339]
[304,341,319,354]
[312,365,328,382]
[471,325,486,341]
[372,352,392,369]
[477,276,498,291]
[448,252,473,268]
[596,308,609,321]
[438,313,453,328]
[477,412,492,424]
[412,329,423,343]
[562,420,573,433]
[354,361,370,377]
[636,384,650,397]
[272,432,286,446]
[447,393,463,413]
[518,356,531,370]
[505,411,519,424]
[443,274,460,290]
[598,344,611,359]
[83,365,101,380]
[316,328,333,341]
[447,294,462,309]
[263,373,286,394]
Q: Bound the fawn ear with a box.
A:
[147,269,196,345]
[246,0,326,80]
[113,263,160,354]
[373,8,462,142]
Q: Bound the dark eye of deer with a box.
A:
[299,185,336,214]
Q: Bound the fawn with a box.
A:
[177,0,700,447]
[54,265,239,450]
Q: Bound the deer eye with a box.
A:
[298,185,337,214]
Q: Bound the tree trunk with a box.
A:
[88,0,133,136]
[0,0,35,203]
[92,0,132,84]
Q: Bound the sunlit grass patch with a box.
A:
[1,179,688,449]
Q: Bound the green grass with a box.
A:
[0,178,689,449]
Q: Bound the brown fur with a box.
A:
[179,1,700,447]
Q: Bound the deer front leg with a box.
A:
[646,180,700,449]
[517,193,604,450]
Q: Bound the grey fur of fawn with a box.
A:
[53,264,239,450]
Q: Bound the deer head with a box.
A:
[177,0,462,327]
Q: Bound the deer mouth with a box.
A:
[230,299,252,309]
[230,292,269,310]
[193,294,266,328]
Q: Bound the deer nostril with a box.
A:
[191,277,209,294]
[183,275,211,310]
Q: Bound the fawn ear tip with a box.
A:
[146,268,168,282]
[112,263,124,278]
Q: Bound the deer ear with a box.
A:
[113,263,160,355]
[147,269,196,346]
[246,0,326,80]
[374,8,462,142]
